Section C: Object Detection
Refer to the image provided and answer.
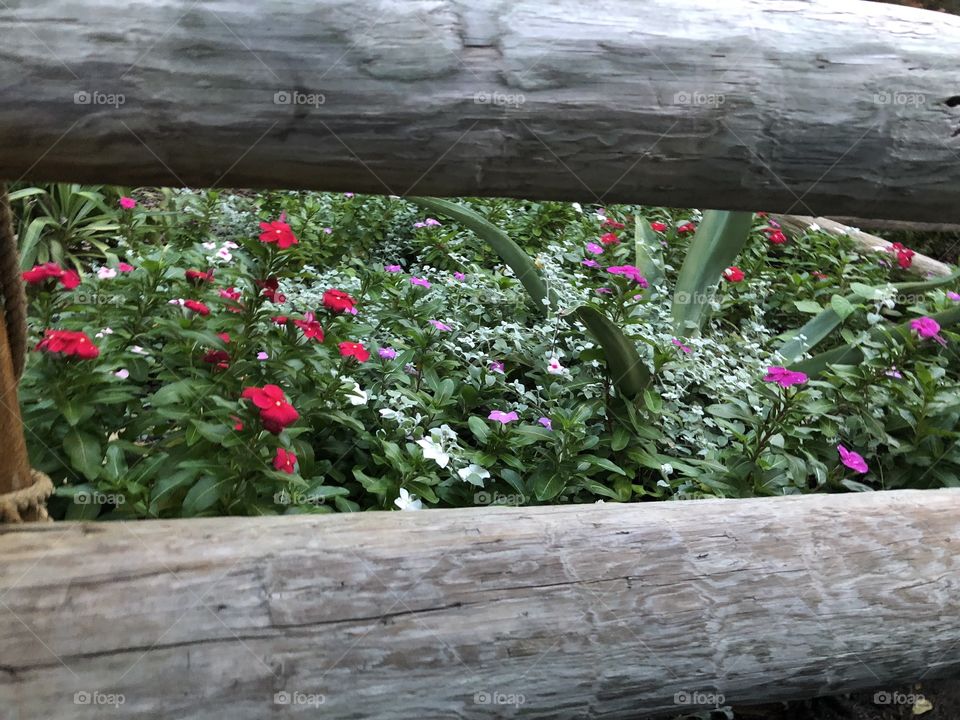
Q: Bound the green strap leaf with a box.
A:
[408,197,553,314]
[634,214,664,286]
[672,210,754,336]
[575,305,651,397]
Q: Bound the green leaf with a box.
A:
[467,415,490,444]
[634,214,664,285]
[408,197,552,313]
[512,425,555,445]
[533,473,566,501]
[181,476,227,516]
[63,428,102,481]
[672,210,754,335]
[794,300,823,315]
[102,444,128,482]
[830,294,855,320]
[575,305,651,397]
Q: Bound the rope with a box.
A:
[0,470,52,523]
[0,183,27,380]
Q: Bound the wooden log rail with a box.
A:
[0,0,960,222]
[2,490,959,718]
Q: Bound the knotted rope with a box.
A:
[0,183,53,522]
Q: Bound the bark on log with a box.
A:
[1,489,959,719]
[1,1,960,222]
[775,214,956,277]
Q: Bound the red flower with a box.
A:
[294,312,324,342]
[219,286,243,313]
[273,448,297,474]
[599,232,620,246]
[202,333,231,369]
[677,222,697,235]
[186,268,215,283]
[272,315,289,326]
[890,242,915,269]
[35,329,99,359]
[338,341,370,363]
[601,218,625,230]
[258,218,298,249]
[183,299,210,316]
[257,277,286,304]
[117,262,135,273]
[650,221,668,233]
[766,229,787,244]
[812,271,829,280]
[756,212,768,218]
[22,262,80,289]
[231,416,244,431]
[241,384,299,434]
[322,288,356,313]
[723,266,745,283]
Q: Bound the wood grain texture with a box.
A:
[1,489,959,718]
[1,1,960,221]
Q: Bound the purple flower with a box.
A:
[948,291,960,302]
[672,338,691,354]
[453,272,466,281]
[763,366,808,388]
[413,222,426,228]
[257,351,269,361]
[581,259,599,268]
[379,347,397,360]
[607,265,649,287]
[488,410,519,425]
[538,417,553,430]
[430,320,452,331]
[344,192,354,198]
[838,444,869,474]
[585,242,604,255]
[410,276,431,288]
[323,227,333,235]
[385,264,402,273]
[595,287,612,295]
[885,367,902,379]
[489,361,505,373]
[424,217,441,227]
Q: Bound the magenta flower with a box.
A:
[538,417,553,430]
[430,320,452,331]
[581,259,599,268]
[119,196,137,210]
[672,338,692,354]
[885,367,902,379]
[489,361,505,373]
[910,316,947,346]
[606,265,649,287]
[453,272,466,281]
[257,351,269,361]
[344,192,354,197]
[488,410,519,425]
[837,444,869,474]
[410,276,431,288]
[117,262,135,273]
[323,227,333,235]
[595,287,612,295]
[385,264,402,273]
[379,347,397,360]
[763,366,808,387]
[948,291,960,301]
[585,242,604,255]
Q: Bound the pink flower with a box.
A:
[763,366,808,387]
[538,417,553,430]
[257,351,269,361]
[119,197,137,210]
[385,264,402,273]
[453,272,466,281]
[837,444,869,474]
[378,347,397,360]
[585,242,604,255]
[885,367,902,379]
[606,265,649,287]
[410,276,431,288]
[672,338,691,354]
[595,287,613,295]
[947,291,960,301]
[429,320,452,331]
[117,262,135,273]
[489,361,505,373]
[488,410,519,425]
[323,227,333,235]
[581,259,599,268]
[911,317,947,346]
[650,221,668,233]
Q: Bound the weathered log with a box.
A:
[775,214,956,277]
[1,1,960,221]
[1,489,959,719]
[829,217,960,236]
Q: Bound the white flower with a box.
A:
[457,464,490,486]
[215,248,233,262]
[807,223,821,232]
[394,488,422,511]
[380,408,402,422]
[660,463,674,476]
[97,267,117,280]
[114,368,129,379]
[95,327,113,339]
[201,241,217,250]
[572,202,583,213]
[417,436,450,468]
[345,382,368,406]
[546,356,565,375]
[130,345,147,354]
[168,298,185,306]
